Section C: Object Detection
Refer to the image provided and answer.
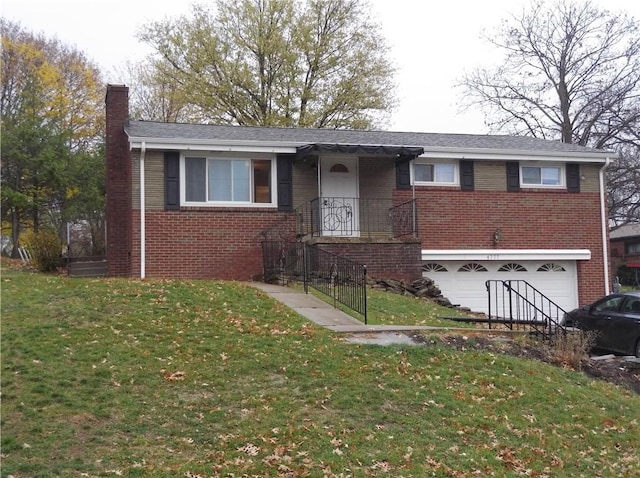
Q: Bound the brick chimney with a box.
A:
[105,84,132,276]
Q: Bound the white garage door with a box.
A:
[423,260,578,315]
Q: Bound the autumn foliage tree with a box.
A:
[1,19,105,257]
[136,0,396,129]
[459,0,640,227]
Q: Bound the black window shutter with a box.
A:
[566,163,580,193]
[396,159,411,189]
[164,152,180,210]
[460,160,474,191]
[277,154,294,211]
[506,161,520,192]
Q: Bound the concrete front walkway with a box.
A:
[251,282,447,334]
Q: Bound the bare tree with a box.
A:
[459,0,640,226]
[119,59,206,123]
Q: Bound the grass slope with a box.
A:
[1,265,639,477]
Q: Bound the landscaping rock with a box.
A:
[590,354,616,362]
[371,276,469,313]
[622,356,640,369]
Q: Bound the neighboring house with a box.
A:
[610,224,640,283]
[105,84,615,314]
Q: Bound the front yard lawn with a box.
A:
[2,263,639,476]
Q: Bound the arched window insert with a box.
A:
[423,263,448,272]
[498,263,527,272]
[329,163,349,173]
[458,263,488,272]
[537,263,566,272]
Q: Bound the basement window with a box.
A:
[182,156,275,206]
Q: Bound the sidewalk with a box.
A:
[251,282,442,334]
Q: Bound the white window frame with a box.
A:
[180,152,277,207]
[412,159,459,186]
[520,162,565,189]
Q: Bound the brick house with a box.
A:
[105,84,615,313]
[610,224,640,285]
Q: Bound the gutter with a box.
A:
[599,157,612,294]
[125,136,613,163]
[140,141,146,279]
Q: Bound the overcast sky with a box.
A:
[2,0,639,133]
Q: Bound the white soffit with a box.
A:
[128,138,297,154]
[418,150,612,163]
[421,249,591,261]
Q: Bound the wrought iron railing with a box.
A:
[262,241,305,283]
[390,200,418,238]
[486,280,567,338]
[294,197,417,239]
[305,245,368,323]
[262,241,368,323]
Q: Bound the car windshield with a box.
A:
[622,297,640,315]
[592,296,625,313]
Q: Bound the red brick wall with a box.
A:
[312,241,422,282]
[395,187,607,305]
[610,239,625,277]
[131,209,295,280]
[105,85,132,276]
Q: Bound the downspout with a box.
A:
[599,157,611,294]
[140,142,146,279]
[411,157,416,238]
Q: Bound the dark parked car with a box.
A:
[564,291,640,357]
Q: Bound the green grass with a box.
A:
[299,282,477,327]
[2,263,639,477]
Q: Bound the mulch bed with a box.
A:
[411,333,640,395]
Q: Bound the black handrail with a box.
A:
[262,241,368,323]
[486,279,567,338]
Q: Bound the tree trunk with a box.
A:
[10,207,20,259]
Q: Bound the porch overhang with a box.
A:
[295,143,424,160]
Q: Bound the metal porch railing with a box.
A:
[262,241,368,323]
[294,198,417,239]
[486,280,567,338]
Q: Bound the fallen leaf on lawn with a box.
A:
[371,460,391,471]
[162,370,185,381]
[237,443,260,456]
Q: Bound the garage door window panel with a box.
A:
[424,263,448,272]
[538,263,566,272]
[458,263,488,272]
[498,263,527,272]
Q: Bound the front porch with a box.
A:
[294,197,418,240]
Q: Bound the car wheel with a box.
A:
[635,339,640,359]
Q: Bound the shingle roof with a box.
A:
[124,120,612,156]
[610,224,640,239]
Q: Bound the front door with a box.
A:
[320,157,359,237]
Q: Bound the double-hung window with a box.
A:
[413,160,457,185]
[521,163,563,187]
[183,156,275,206]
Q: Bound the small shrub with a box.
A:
[544,330,597,370]
[22,229,63,272]
[616,265,639,287]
